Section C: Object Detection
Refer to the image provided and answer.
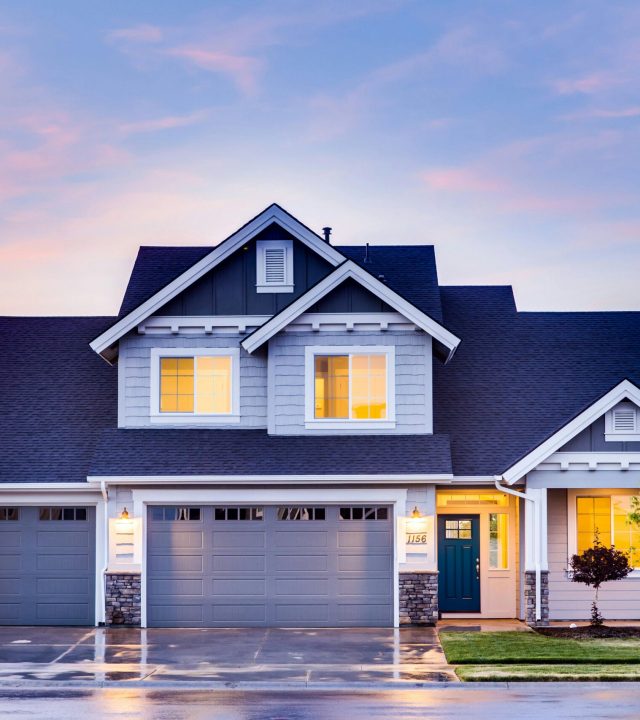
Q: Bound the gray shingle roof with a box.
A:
[0,317,116,483]
[89,429,452,476]
[435,286,640,476]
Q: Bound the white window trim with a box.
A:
[566,488,640,576]
[256,239,294,293]
[605,403,640,442]
[304,345,396,430]
[149,347,240,425]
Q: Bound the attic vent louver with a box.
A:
[264,248,286,284]
[613,407,637,432]
[256,239,294,293]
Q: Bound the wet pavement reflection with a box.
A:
[0,626,457,686]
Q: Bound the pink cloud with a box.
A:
[165,47,261,95]
[552,72,619,95]
[108,24,163,43]
[119,109,210,135]
[421,168,506,193]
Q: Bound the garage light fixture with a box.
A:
[120,507,129,520]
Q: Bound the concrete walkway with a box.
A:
[0,626,458,688]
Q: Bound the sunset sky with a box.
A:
[0,1,639,315]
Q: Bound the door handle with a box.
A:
[475,557,480,579]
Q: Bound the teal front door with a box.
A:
[438,515,480,612]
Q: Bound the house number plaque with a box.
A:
[406,532,428,544]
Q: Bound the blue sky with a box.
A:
[0,1,638,314]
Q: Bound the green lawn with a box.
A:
[439,631,640,665]
[456,664,640,682]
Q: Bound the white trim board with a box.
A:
[87,474,454,485]
[90,204,345,362]
[241,260,460,361]
[501,379,640,485]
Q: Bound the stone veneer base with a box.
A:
[399,571,439,625]
[524,570,550,626]
[105,572,142,626]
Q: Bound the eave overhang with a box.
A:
[241,260,461,362]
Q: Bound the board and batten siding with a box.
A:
[547,488,640,620]
[268,331,433,435]
[119,334,267,429]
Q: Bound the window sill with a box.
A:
[304,419,396,431]
[605,433,640,442]
[565,568,640,579]
[150,414,241,425]
[256,284,294,293]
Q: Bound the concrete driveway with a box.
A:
[0,626,457,687]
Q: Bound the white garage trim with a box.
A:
[132,487,407,629]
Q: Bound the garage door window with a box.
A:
[339,506,388,520]
[150,506,201,521]
[0,507,19,521]
[214,507,263,521]
[277,507,326,521]
[39,507,87,521]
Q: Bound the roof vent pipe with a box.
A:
[322,226,332,244]
[364,243,371,263]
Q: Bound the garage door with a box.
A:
[0,506,96,626]
[147,505,393,627]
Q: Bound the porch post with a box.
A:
[524,487,549,625]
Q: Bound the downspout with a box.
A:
[100,480,109,626]
[494,476,541,623]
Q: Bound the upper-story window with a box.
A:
[605,402,640,441]
[256,240,294,293]
[304,346,396,430]
[150,348,240,424]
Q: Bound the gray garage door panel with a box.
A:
[0,506,96,626]
[147,505,393,628]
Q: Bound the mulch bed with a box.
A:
[536,626,640,639]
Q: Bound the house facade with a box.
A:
[1,203,639,628]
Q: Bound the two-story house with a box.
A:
[2,203,640,628]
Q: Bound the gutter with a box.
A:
[494,476,541,623]
[99,480,109,626]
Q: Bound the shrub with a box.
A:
[569,532,632,626]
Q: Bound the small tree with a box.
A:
[569,532,632,626]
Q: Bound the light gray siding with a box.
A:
[547,488,640,620]
[268,331,433,435]
[119,333,267,429]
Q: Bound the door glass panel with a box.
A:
[489,513,509,569]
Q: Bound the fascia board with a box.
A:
[90,204,345,358]
[502,379,640,484]
[87,474,454,485]
[242,260,461,356]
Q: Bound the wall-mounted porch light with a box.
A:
[411,506,421,519]
[120,507,129,520]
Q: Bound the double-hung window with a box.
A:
[304,346,395,429]
[150,348,239,424]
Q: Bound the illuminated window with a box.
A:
[576,495,640,567]
[613,497,640,567]
[313,352,388,420]
[437,492,509,507]
[489,513,509,569]
[577,497,612,552]
[151,349,239,422]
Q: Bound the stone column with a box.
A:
[524,570,549,626]
[105,572,142,626]
[399,571,439,625]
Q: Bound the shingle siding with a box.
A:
[269,331,432,435]
[119,333,267,429]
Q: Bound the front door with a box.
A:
[438,515,480,612]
